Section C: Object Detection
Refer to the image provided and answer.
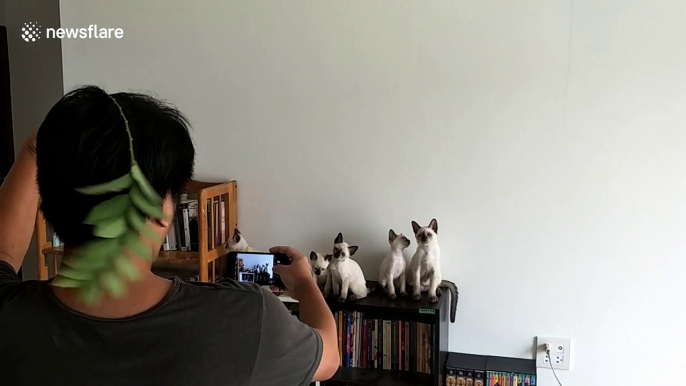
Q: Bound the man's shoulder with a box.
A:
[178,278,266,295]
[173,278,271,310]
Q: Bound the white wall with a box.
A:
[60,1,686,384]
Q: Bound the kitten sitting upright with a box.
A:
[324,232,369,302]
[309,251,332,289]
[408,219,442,302]
[378,229,410,299]
[227,228,253,252]
[406,219,460,323]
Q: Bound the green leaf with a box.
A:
[57,265,94,281]
[101,272,125,298]
[68,239,121,271]
[114,255,139,281]
[130,185,165,219]
[94,217,128,238]
[131,163,163,205]
[126,208,159,242]
[53,275,86,288]
[76,173,133,195]
[83,194,130,225]
[121,231,152,260]
[80,283,102,305]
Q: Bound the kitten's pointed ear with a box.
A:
[310,251,318,261]
[411,221,421,235]
[324,254,333,261]
[389,229,397,241]
[429,218,438,233]
[348,245,359,256]
[335,232,343,244]
[232,229,242,243]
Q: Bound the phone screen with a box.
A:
[235,253,274,285]
[233,252,289,286]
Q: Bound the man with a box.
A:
[0,86,339,385]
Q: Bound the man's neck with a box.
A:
[52,261,174,319]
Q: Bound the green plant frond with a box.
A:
[131,163,163,205]
[52,94,166,305]
[93,217,128,239]
[100,272,125,299]
[66,239,121,270]
[126,207,159,242]
[121,231,153,261]
[53,275,88,289]
[114,255,140,281]
[75,173,133,195]
[84,194,130,225]
[130,185,165,219]
[55,265,94,281]
[81,283,102,305]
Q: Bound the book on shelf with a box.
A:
[346,312,352,367]
[206,200,212,248]
[331,311,434,374]
[174,211,184,251]
[188,203,198,251]
[392,320,398,370]
[338,312,343,366]
[181,205,191,251]
[51,228,61,249]
[213,199,220,248]
[383,320,390,370]
[404,321,410,371]
[220,198,226,244]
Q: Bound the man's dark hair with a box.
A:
[36,86,195,247]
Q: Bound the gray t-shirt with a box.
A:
[0,261,322,386]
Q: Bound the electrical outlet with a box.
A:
[536,336,571,370]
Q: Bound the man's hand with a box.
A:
[271,246,316,300]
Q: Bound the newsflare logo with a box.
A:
[21,22,41,42]
[22,22,124,43]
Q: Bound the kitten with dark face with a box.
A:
[323,232,369,302]
[378,229,410,299]
[408,219,441,302]
[406,218,459,322]
[227,228,252,252]
[309,251,332,289]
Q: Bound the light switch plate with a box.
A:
[536,336,571,370]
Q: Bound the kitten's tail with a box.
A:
[439,280,459,323]
[365,281,378,295]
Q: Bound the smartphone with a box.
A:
[227,251,290,287]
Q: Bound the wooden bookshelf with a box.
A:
[287,285,451,386]
[34,179,237,283]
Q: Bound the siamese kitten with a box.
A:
[378,229,410,299]
[309,251,332,289]
[408,219,442,302]
[324,232,369,302]
[407,219,459,322]
[227,228,253,252]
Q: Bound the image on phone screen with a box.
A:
[235,253,275,285]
